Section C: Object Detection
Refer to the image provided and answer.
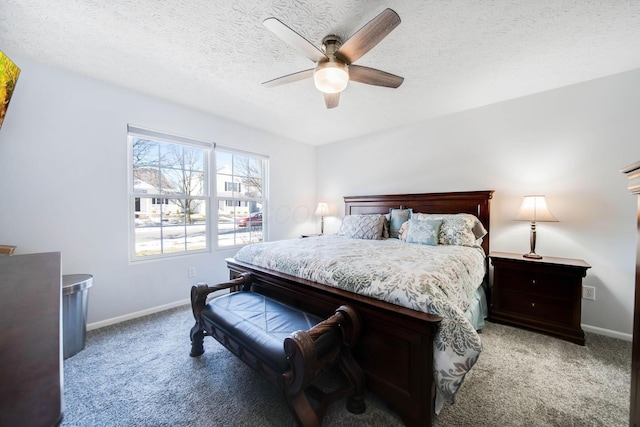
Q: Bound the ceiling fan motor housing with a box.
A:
[321,36,344,58]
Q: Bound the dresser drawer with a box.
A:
[498,289,574,325]
[496,267,575,300]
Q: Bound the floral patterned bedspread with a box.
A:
[234,235,486,410]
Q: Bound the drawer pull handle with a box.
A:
[531,302,535,308]
[531,279,536,285]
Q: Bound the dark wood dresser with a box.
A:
[0,252,62,427]
[489,251,590,345]
[622,161,640,427]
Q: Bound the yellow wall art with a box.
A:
[0,51,21,129]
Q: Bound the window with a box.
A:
[128,126,209,259]
[128,126,268,259]
[215,148,268,248]
[224,182,241,192]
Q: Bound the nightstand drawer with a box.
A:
[497,268,574,300]
[499,289,574,325]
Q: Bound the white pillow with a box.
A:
[398,221,410,240]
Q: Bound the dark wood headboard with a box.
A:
[344,190,494,255]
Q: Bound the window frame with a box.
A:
[213,146,269,250]
[127,125,269,260]
[127,125,212,261]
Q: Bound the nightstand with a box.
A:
[489,251,591,345]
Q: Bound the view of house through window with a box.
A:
[215,149,267,248]
[129,126,268,259]
[129,127,209,258]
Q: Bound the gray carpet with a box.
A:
[61,305,631,426]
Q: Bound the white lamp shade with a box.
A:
[315,202,329,216]
[314,62,349,94]
[516,195,558,222]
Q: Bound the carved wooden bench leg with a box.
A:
[335,305,366,414]
[189,325,205,357]
[283,304,367,424]
[287,389,321,427]
[340,350,366,414]
[189,273,253,358]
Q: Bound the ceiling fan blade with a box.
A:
[349,65,404,88]
[336,8,400,64]
[263,17,328,63]
[324,92,340,109]
[262,69,314,88]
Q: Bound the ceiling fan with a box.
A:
[262,8,404,109]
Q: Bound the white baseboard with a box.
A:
[86,301,634,342]
[582,324,632,342]
[87,298,190,331]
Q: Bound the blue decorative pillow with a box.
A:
[388,208,412,238]
[411,213,487,246]
[405,219,443,246]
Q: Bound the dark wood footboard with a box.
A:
[226,258,442,427]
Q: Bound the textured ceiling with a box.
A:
[2,1,640,145]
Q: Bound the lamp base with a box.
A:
[523,253,543,259]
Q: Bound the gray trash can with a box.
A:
[62,274,93,359]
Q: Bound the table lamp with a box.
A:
[515,195,558,259]
[315,202,329,235]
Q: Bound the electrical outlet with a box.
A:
[188,267,196,278]
[582,285,595,300]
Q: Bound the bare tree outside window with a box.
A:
[215,150,268,248]
[132,138,157,166]
[130,135,208,258]
[233,155,263,198]
[162,144,205,224]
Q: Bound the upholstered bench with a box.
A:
[189,272,366,427]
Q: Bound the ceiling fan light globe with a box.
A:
[313,62,349,94]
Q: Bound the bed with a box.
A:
[226,191,494,426]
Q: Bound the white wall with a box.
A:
[0,56,316,325]
[317,69,640,337]
[2,54,638,338]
